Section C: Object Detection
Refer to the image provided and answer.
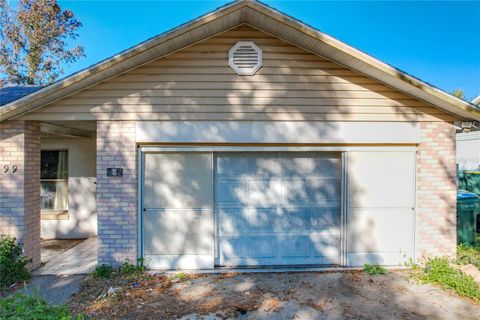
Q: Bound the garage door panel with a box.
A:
[282,179,342,204]
[144,209,212,255]
[348,208,414,253]
[218,208,250,234]
[277,208,310,230]
[280,236,311,258]
[216,152,342,267]
[144,153,212,209]
[348,152,415,208]
[142,152,214,269]
[281,154,341,179]
[216,153,281,178]
[347,151,415,267]
[311,206,341,229]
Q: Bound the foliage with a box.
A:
[92,259,144,278]
[0,235,31,290]
[0,292,84,319]
[0,0,84,85]
[452,89,465,100]
[169,272,189,282]
[91,264,114,278]
[119,259,144,275]
[422,258,480,301]
[363,263,387,275]
[457,236,480,269]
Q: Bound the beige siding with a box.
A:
[20,26,455,122]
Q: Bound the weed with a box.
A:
[119,259,144,275]
[422,258,480,301]
[92,264,114,278]
[0,292,84,319]
[169,272,189,282]
[363,263,387,275]
[0,235,31,290]
[457,237,480,269]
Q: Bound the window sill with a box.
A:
[41,210,69,220]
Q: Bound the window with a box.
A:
[41,150,68,211]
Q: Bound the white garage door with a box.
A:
[215,152,342,267]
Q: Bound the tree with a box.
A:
[0,0,84,85]
[452,88,465,100]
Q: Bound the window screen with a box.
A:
[41,150,68,211]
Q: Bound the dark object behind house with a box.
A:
[457,190,479,245]
[0,85,41,106]
[462,171,480,195]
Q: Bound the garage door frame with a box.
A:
[137,145,416,268]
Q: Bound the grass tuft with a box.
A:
[363,263,387,275]
[0,292,84,319]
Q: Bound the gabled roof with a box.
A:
[1,0,479,121]
[0,85,42,106]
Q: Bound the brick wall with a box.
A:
[416,122,457,259]
[0,121,41,268]
[96,121,137,265]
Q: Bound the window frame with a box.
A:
[40,148,69,215]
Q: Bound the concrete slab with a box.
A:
[34,237,97,276]
[19,275,85,305]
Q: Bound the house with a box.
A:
[457,96,480,170]
[1,0,480,270]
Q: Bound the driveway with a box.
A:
[68,270,480,320]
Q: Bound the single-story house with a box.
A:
[1,0,480,270]
[457,96,480,170]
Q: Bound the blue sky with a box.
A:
[56,0,480,100]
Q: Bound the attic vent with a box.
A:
[228,41,262,75]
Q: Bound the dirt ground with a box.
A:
[41,238,84,264]
[68,270,480,320]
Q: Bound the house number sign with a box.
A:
[107,168,123,177]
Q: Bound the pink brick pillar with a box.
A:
[96,121,137,266]
[0,120,41,269]
[416,122,457,259]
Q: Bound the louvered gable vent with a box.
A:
[228,41,262,75]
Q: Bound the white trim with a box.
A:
[139,145,417,153]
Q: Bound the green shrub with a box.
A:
[119,259,144,275]
[0,236,31,290]
[91,264,114,278]
[0,292,83,319]
[422,258,480,301]
[363,263,387,275]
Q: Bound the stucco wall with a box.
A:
[41,137,97,239]
[456,131,480,170]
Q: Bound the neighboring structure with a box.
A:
[457,96,480,170]
[1,0,480,270]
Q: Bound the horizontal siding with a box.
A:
[23,26,453,122]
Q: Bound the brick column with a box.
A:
[96,121,137,266]
[416,122,457,259]
[0,120,41,269]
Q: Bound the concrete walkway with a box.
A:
[20,275,85,305]
[34,237,98,276]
